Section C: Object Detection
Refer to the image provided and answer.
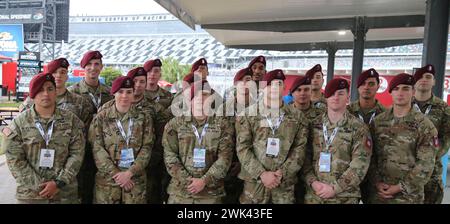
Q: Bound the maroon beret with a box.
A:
[305,64,323,80]
[389,73,415,93]
[248,55,266,68]
[324,78,349,98]
[110,76,134,95]
[47,58,69,74]
[80,50,102,68]
[262,69,286,85]
[127,67,147,79]
[233,68,252,85]
[29,72,56,99]
[190,80,212,100]
[290,76,311,93]
[183,72,196,84]
[413,64,435,82]
[357,68,380,88]
[143,59,162,72]
[190,58,208,72]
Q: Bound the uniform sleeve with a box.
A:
[235,115,266,180]
[399,121,437,194]
[18,97,33,113]
[4,120,43,187]
[56,116,86,184]
[154,102,174,125]
[279,117,308,181]
[129,115,154,175]
[90,116,121,178]
[80,97,96,130]
[331,125,372,195]
[302,122,318,186]
[201,118,234,187]
[367,122,381,184]
[438,105,450,157]
[162,119,192,184]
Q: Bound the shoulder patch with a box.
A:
[2,127,12,137]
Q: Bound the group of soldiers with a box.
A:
[2,51,449,204]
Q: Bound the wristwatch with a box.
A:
[55,180,66,189]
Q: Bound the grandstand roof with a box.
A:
[156,0,449,51]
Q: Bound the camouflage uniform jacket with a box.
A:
[20,89,95,127]
[347,99,386,125]
[144,86,174,109]
[89,105,154,185]
[235,101,309,186]
[312,93,327,110]
[162,115,234,198]
[68,79,113,112]
[303,111,372,199]
[3,106,85,200]
[371,108,438,201]
[412,95,450,158]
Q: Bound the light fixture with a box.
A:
[338,31,346,35]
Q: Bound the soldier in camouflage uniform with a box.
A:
[144,59,173,109]
[171,73,200,118]
[247,56,266,92]
[369,73,438,204]
[3,73,85,204]
[190,58,209,81]
[302,78,372,204]
[218,68,257,204]
[305,64,327,109]
[412,64,450,204]
[236,69,309,204]
[346,68,386,203]
[68,50,113,204]
[19,58,95,128]
[89,76,154,204]
[288,76,325,203]
[163,80,234,204]
[127,66,173,203]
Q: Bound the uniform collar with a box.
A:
[106,103,135,120]
[351,99,384,114]
[56,89,69,103]
[323,110,349,128]
[385,106,417,121]
[81,78,108,94]
[31,104,60,122]
[413,94,439,106]
[184,114,214,126]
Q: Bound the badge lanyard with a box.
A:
[414,103,432,115]
[264,113,285,136]
[322,123,339,152]
[88,92,102,109]
[192,123,209,147]
[358,112,376,124]
[116,118,134,148]
[35,120,55,147]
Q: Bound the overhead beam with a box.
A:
[202,15,427,32]
[226,39,423,51]
[153,0,196,30]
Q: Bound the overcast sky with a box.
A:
[70,0,168,16]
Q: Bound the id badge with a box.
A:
[193,148,206,168]
[266,138,280,157]
[119,148,135,168]
[319,152,331,173]
[39,149,55,168]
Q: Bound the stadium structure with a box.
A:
[22,13,449,75]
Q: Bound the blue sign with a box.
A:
[0,24,24,59]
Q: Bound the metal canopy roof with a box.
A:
[155,0,449,50]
